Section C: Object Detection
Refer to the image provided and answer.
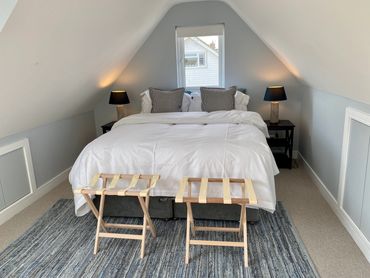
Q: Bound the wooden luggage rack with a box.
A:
[175,177,257,267]
[74,173,160,258]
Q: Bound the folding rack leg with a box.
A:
[138,197,156,238]
[241,204,248,267]
[94,193,106,255]
[141,202,147,258]
[82,193,107,232]
[187,182,195,236]
[139,196,150,259]
[137,195,156,258]
[239,205,245,237]
[187,203,195,237]
[185,202,191,264]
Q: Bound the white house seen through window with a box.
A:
[176,24,225,88]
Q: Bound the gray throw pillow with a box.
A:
[200,86,237,112]
[149,87,185,113]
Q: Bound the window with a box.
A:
[198,52,206,66]
[185,52,206,68]
[176,24,225,88]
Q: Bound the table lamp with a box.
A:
[264,86,287,124]
[109,90,130,120]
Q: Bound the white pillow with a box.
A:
[140,90,191,113]
[234,91,250,111]
[188,92,202,112]
[182,93,191,112]
[188,90,249,111]
[140,90,152,113]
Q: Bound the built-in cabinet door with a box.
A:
[343,120,370,226]
[0,149,31,207]
[359,143,370,240]
[0,181,6,210]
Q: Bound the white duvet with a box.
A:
[69,111,279,216]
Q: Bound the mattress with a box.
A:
[69,111,279,216]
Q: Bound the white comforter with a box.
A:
[69,111,279,216]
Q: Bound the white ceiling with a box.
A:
[1,0,369,138]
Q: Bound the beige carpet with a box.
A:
[0,166,369,277]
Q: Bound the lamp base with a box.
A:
[116,105,126,120]
[270,102,279,124]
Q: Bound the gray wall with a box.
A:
[94,1,303,150]
[299,86,370,197]
[0,112,96,187]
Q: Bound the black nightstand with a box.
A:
[265,120,295,169]
[101,121,116,134]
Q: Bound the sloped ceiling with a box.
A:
[0,0,173,138]
[1,0,369,138]
[229,0,370,106]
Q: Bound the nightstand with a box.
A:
[265,120,295,169]
[101,121,116,134]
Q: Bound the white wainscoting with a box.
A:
[0,138,71,226]
[299,152,370,263]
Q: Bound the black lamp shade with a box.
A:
[264,86,287,101]
[109,90,130,105]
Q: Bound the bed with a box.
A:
[69,110,279,219]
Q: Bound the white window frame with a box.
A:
[176,24,225,89]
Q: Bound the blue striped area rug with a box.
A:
[0,200,318,278]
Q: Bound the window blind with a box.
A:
[176,24,224,38]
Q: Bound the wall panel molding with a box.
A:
[0,138,36,196]
[338,107,370,207]
[0,166,71,226]
[299,152,370,263]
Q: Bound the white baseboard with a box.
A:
[298,152,370,263]
[0,167,71,226]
